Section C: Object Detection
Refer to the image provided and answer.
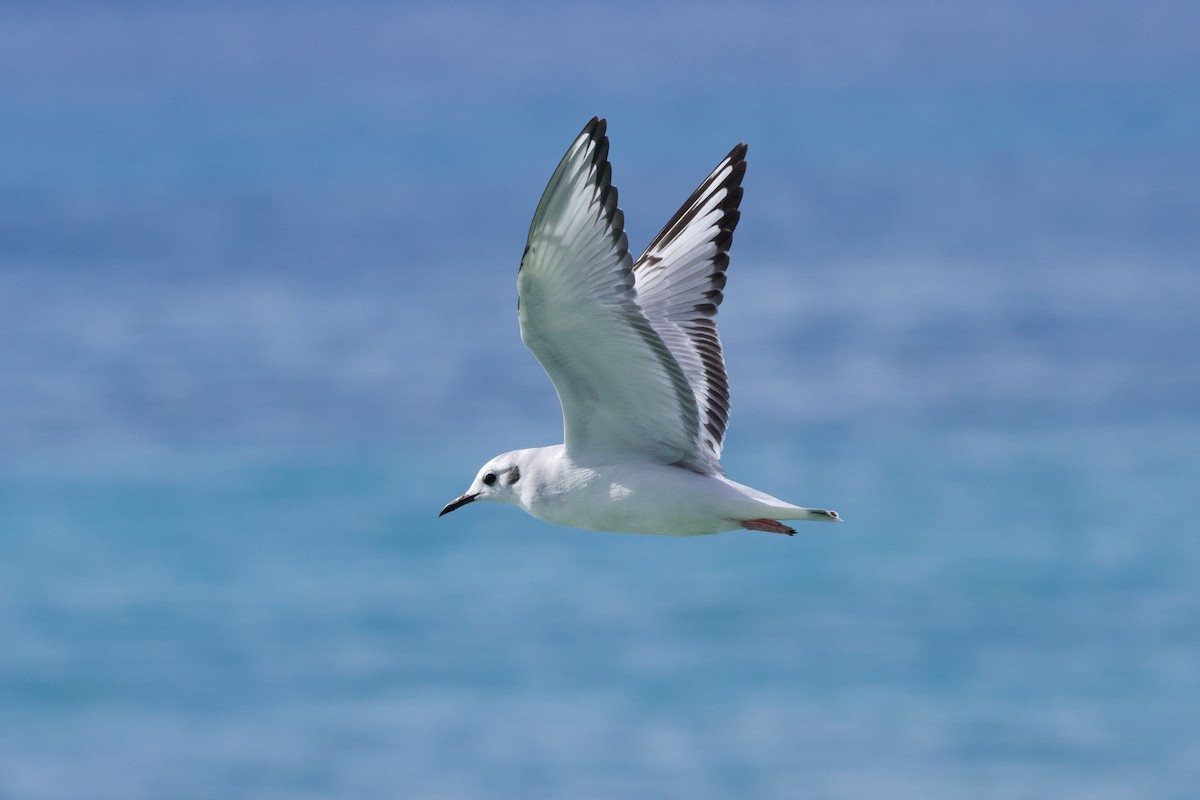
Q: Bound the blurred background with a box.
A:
[2,1,1198,797]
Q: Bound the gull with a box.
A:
[441,118,840,535]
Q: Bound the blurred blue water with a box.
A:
[2,2,1199,798]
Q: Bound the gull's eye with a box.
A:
[482,472,497,486]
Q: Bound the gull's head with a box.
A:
[439,452,526,517]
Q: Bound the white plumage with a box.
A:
[441,118,839,535]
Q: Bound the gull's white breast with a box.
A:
[518,447,801,536]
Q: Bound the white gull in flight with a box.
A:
[441,118,840,535]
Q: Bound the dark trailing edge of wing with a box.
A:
[642,142,747,264]
[634,142,748,466]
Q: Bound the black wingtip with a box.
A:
[583,116,605,139]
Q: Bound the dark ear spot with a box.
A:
[506,466,521,485]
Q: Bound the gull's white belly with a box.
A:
[522,459,786,536]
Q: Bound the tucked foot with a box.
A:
[740,518,796,535]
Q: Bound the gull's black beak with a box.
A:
[439,493,477,517]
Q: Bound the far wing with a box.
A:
[633,143,747,469]
[518,118,703,466]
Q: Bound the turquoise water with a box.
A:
[3,2,1199,797]
[4,426,1198,797]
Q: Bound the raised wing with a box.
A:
[633,143,747,469]
[518,118,703,467]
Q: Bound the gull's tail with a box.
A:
[720,476,842,530]
[777,507,841,522]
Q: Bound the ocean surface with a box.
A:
[2,2,1199,798]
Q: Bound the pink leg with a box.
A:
[740,518,796,535]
